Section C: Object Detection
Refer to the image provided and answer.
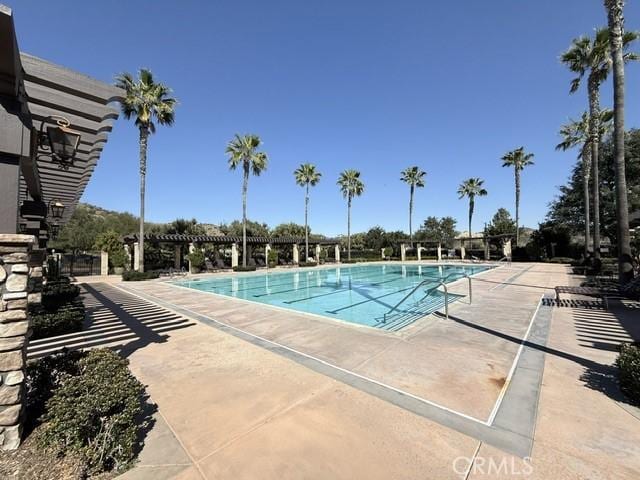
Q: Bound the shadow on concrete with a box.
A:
[27,283,197,361]
[436,297,640,408]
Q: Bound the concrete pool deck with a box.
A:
[29,262,640,479]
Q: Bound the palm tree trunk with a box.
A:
[589,76,602,260]
[605,0,634,283]
[468,197,474,256]
[515,169,520,247]
[347,196,352,261]
[409,185,414,245]
[242,165,248,268]
[305,183,309,261]
[582,148,592,257]
[138,126,148,272]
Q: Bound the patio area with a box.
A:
[28,262,640,479]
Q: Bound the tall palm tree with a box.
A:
[116,69,176,272]
[501,148,534,247]
[337,170,364,261]
[294,163,322,261]
[561,27,637,260]
[604,0,638,283]
[457,178,488,243]
[226,134,268,267]
[400,166,427,245]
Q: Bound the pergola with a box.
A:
[0,5,122,242]
[121,233,341,269]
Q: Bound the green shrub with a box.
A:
[383,247,393,258]
[186,249,205,272]
[616,343,640,404]
[122,270,160,281]
[46,256,61,281]
[298,261,317,267]
[36,349,149,473]
[545,257,575,264]
[341,259,358,264]
[31,301,85,339]
[233,265,257,272]
[42,280,80,311]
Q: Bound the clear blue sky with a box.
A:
[12,1,640,236]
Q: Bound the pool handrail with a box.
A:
[383,272,472,323]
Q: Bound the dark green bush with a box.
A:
[122,270,160,281]
[617,343,640,404]
[298,261,317,267]
[186,249,205,272]
[341,259,358,264]
[35,349,149,473]
[42,280,80,311]
[233,265,257,272]
[544,257,575,264]
[31,301,85,340]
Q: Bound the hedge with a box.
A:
[42,280,80,311]
[233,265,257,272]
[31,301,85,340]
[122,270,160,281]
[617,343,640,405]
[28,349,150,474]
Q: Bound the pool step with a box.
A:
[378,291,463,331]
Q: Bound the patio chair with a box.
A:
[204,258,219,272]
[554,275,640,309]
[256,257,266,268]
[215,258,226,269]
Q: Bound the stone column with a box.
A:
[133,242,140,271]
[484,240,490,261]
[231,243,239,268]
[124,245,132,270]
[381,248,385,260]
[100,251,108,276]
[293,244,300,265]
[188,243,195,273]
[265,244,271,267]
[503,239,512,259]
[437,245,442,262]
[0,234,41,450]
[400,244,406,262]
[334,245,340,263]
[174,244,181,270]
[315,244,321,262]
[416,243,422,261]
[460,246,466,260]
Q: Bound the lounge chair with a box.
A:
[256,257,266,267]
[205,258,219,273]
[555,276,640,309]
[215,258,227,269]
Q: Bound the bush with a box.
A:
[42,280,80,311]
[34,349,149,474]
[31,301,85,340]
[233,265,257,272]
[341,259,358,264]
[383,247,393,258]
[186,249,205,272]
[617,343,640,404]
[544,257,575,264]
[122,270,159,281]
[298,261,317,267]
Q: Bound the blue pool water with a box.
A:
[173,264,490,330]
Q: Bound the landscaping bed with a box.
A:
[0,349,154,479]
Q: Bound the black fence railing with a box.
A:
[59,254,102,277]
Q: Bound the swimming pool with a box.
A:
[173,264,490,330]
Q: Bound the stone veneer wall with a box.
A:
[0,234,43,450]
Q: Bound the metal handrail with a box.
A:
[498,256,512,267]
[383,272,472,323]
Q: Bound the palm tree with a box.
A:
[294,163,322,261]
[501,148,534,247]
[116,69,176,272]
[561,27,637,260]
[400,166,427,245]
[556,110,613,257]
[604,0,638,283]
[226,134,268,267]
[337,170,365,261]
[457,178,487,243]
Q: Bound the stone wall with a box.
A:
[0,234,41,450]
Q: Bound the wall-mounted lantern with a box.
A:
[38,115,81,169]
[49,223,60,240]
[49,199,65,220]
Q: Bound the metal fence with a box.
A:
[59,253,102,276]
